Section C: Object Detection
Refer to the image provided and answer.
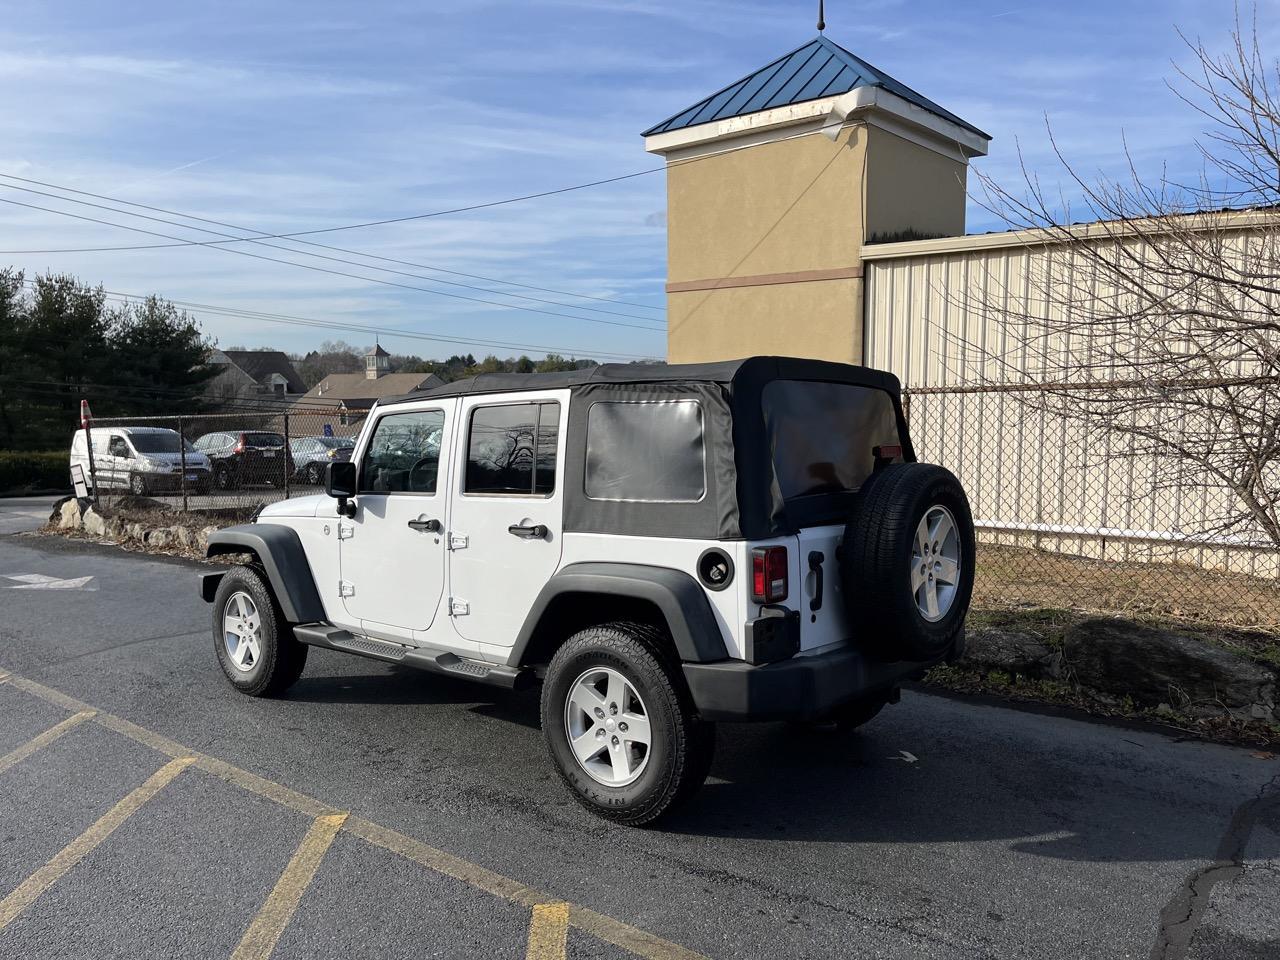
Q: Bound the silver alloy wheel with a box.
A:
[911,504,961,622]
[564,666,652,787]
[222,591,263,673]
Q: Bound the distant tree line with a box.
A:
[288,339,600,388]
[0,269,217,451]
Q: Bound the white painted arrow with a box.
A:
[3,573,96,590]
[887,750,919,764]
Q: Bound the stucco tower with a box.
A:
[643,36,990,364]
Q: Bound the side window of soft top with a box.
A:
[464,401,559,496]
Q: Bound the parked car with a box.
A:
[289,436,356,485]
[70,426,211,495]
[192,431,294,490]
[198,357,976,825]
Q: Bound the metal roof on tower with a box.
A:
[642,35,989,139]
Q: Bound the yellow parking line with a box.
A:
[0,756,194,931]
[567,904,708,960]
[231,812,347,960]
[0,670,710,960]
[345,815,549,908]
[526,902,570,960]
[0,710,95,775]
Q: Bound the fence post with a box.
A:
[179,415,188,513]
[283,412,291,500]
[80,399,98,508]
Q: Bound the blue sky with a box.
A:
[0,0,1270,362]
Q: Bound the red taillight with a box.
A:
[233,439,245,454]
[751,546,788,604]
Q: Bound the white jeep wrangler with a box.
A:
[200,357,975,825]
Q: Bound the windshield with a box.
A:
[762,380,901,500]
[129,432,194,454]
[319,437,354,449]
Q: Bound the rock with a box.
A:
[963,626,1063,679]
[1065,618,1277,717]
[175,526,192,548]
[104,517,123,540]
[126,523,146,542]
[83,508,106,537]
[58,498,84,530]
[198,526,219,552]
[147,527,172,549]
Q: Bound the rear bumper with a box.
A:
[682,646,931,722]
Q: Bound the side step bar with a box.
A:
[292,623,530,690]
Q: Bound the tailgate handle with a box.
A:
[508,523,548,540]
[808,551,824,612]
[407,518,441,533]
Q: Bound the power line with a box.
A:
[0,196,664,332]
[0,114,854,274]
[0,173,665,312]
[0,179,665,323]
[12,276,655,361]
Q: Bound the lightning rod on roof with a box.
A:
[817,0,825,32]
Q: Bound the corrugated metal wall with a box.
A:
[862,238,1279,582]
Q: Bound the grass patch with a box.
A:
[975,542,1280,634]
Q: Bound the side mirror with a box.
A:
[326,461,356,498]
[326,461,357,518]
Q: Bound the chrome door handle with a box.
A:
[507,523,548,539]
[407,518,441,533]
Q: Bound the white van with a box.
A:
[70,427,212,496]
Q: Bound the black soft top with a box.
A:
[378,356,901,406]
[378,355,910,539]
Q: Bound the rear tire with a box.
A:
[541,622,714,826]
[129,473,147,496]
[211,565,308,697]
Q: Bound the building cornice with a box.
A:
[643,85,989,164]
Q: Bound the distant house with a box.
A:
[289,344,443,436]
[206,350,307,407]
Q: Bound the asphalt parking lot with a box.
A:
[0,504,1276,959]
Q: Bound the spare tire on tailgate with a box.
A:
[839,463,975,662]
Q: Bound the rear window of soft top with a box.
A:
[762,380,901,500]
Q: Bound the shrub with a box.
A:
[0,450,70,494]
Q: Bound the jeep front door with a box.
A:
[338,400,456,640]
[447,392,567,655]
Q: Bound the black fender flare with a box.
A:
[202,524,325,624]
[510,562,728,666]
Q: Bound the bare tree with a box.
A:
[960,7,1280,549]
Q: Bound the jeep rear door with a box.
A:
[446,390,568,657]
[337,399,457,640]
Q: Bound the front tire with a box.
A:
[211,565,308,697]
[541,623,714,826]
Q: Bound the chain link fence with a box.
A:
[71,385,1280,633]
[903,384,1280,632]
[77,406,368,516]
